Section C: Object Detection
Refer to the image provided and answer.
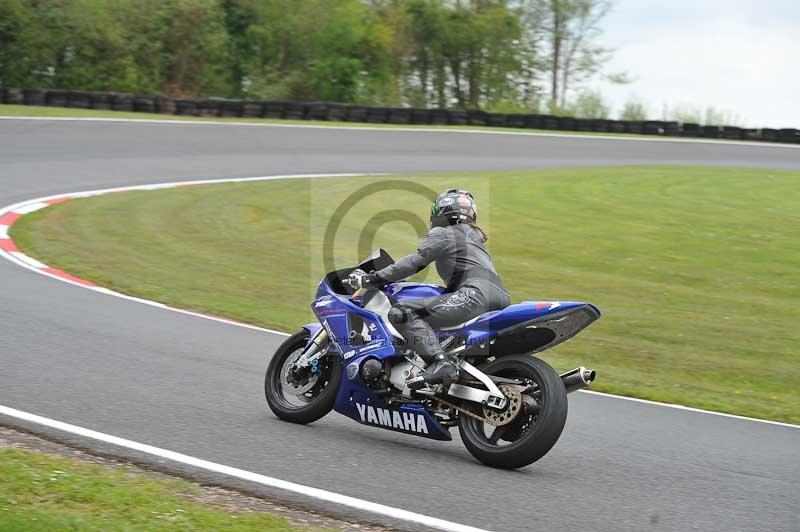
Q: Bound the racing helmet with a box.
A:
[430,188,477,227]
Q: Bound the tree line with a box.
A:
[1,0,627,113]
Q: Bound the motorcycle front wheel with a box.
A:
[265,330,341,424]
[458,355,568,469]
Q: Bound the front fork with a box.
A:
[293,328,330,376]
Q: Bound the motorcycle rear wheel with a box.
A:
[265,330,341,424]
[457,355,567,469]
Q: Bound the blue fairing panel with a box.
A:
[468,301,599,332]
[309,278,451,440]
[301,322,323,336]
[445,301,601,356]
[386,282,446,303]
[300,323,323,349]
[333,365,452,441]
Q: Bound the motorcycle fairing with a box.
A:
[333,356,452,441]
[300,322,323,344]
[386,282,446,302]
[312,280,401,359]
[311,277,452,440]
[452,302,601,356]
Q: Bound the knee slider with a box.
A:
[388,307,411,325]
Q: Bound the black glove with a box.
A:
[362,272,383,289]
[347,271,383,291]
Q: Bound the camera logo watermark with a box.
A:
[317,179,439,278]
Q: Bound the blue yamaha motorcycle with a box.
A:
[265,250,600,469]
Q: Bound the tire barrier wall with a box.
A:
[2,87,798,144]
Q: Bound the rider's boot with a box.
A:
[407,353,460,390]
[388,306,461,390]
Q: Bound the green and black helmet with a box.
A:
[430,188,477,227]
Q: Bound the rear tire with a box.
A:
[265,330,341,424]
[458,355,567,469]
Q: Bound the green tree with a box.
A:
[240,0,394,103]
[358,0,411,104]
[467,1,525,108]
[403,0,447,106]
[527,0,613,110]
[568,88,609,118]
[0,0,39,87]
[619,98,647,120]
[0,0,628,110]
[220,0,260,97]
[50,0,138,92]
[157,0,231,96]
[665,103,742,126]
[404,0,523,109]
[1,0,232,96]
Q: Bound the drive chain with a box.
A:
[434,383,522,427]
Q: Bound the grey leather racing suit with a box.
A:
[375,223,510,362]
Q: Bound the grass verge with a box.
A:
[0,447,324,531]
[10,167,800,423]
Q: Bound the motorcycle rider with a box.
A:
[349,188,510,389]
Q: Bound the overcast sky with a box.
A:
[595,0,800,127]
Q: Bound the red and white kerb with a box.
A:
[0,195,100,287]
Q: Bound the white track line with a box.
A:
[579,390,800,429]
[12,201,50,214]
[0,404,491,532]
[3,115,799,149]
[9,250,48,269]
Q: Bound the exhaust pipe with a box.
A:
[560,366,596,393]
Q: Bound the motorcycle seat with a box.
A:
[438,312,500,331]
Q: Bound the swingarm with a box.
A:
[446,360,508,410]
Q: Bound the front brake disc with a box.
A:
[280,350,319,395]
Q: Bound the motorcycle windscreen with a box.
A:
[322,249,395,296]
[355,249,394,273]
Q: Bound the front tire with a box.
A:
[265,330,341,424]
[458,355,568,469]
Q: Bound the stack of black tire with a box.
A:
[2,87,798,144]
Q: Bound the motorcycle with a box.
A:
[265,249,600,469]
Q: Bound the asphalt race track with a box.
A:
[1,118,799,532]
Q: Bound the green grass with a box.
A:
[0,104,755,142]
[11,167,800,423]
[0,448,322,531]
